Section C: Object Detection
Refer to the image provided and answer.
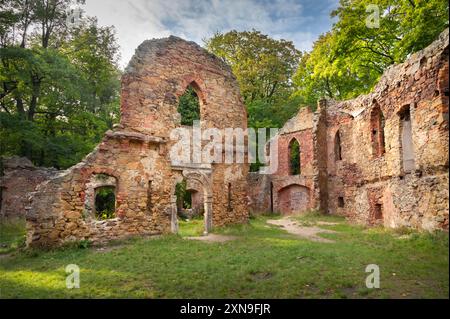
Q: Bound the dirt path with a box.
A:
[185,234,237,243]
[267,217,337,243]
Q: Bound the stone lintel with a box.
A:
[105,130,166,144]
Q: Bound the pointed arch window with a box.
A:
[178,84,200,126]
[289,138,301,175]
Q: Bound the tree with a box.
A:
[205,30,304,132]
[205,30,305,172]
[293,0,449,104]
[177,86,200,126]
[0,1,121,169]
[205,30,301,106]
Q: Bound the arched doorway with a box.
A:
[277,184,310,215]
[171,171,212,236]
[175,179,205,219]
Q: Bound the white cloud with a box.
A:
[83,0,338,68]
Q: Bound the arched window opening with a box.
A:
[94,186,116,220]
[178,85,200,126]
[334,130,342,161]
[289,138,301,175]
[370,105,386,158]
[399,106,415,172]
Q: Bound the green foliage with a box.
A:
[206,30,305,172]
[95,186,116,220]
[0,218,26,254]
[205,30,301,105]
[77,239,91,249]
[177,86,200,126]
[289,138,300,175]
[0,1,120,169]
[294,0,449,104]
[205,30,303,129]
[175,180,192,210]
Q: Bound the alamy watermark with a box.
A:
[169,121,279,174]
[366,4,380,28]
[365,264,380,289]
[66,264,80,289]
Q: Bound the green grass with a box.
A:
[178,217,205,237]
[0,218,26,255]
[0,214,448,299]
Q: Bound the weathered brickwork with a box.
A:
[24,36,249,247]
[249,29,449,231]
[0,157,57,218]
[3,31,448,240]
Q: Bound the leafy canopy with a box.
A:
[0,0,121,169]
[293,0,449,104]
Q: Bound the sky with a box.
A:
[83,0,340,68]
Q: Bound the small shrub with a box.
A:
[393,226,414,236]
[78,239,91,249]
[97,210,115,220]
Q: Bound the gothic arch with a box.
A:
[288,137,301,175]
[170,170,213,235]
[277,183,310,215]
[176,75,207,105]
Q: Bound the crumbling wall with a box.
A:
[325,29,449,230]
[249,28,449,231]
[247,172,271,214]
[249,106,319,214]
[0,157,57,218]
[26,36,249,247]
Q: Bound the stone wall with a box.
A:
[0,157,57,218]
[325,28,449,231]
[247,106,323,215]
[247,172,272,214]
[25,36,249,247]
[6,30,449,241]
[249,29,449,231]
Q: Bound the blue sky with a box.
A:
[84,0,340,68]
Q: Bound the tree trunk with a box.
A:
[15,97,25,118]
[28,79,41,121]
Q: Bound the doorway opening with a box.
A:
[175,179,206,236]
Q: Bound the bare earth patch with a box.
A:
[185,234,238,243]
[267,217,337,243]
[316,221,340,226]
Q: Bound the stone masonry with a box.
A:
[23,36,249,247]
[0,157,57,218]
[2,30,448,242]
[249,29,449,231]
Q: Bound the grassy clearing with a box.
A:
[0,218,26,255]
[178,217,205,237]
[0,213,448,299]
